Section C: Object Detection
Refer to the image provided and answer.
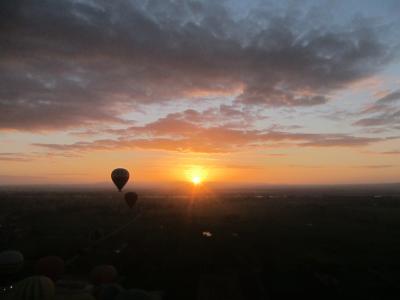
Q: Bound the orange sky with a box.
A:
[0,0,399,186]
[1,140,399,186]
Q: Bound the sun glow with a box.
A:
[185,166,207,185]
[192,176,202,185]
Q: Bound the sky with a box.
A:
[0,0,400,186]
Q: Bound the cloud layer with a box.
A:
[0,0,396,130]
[33,109,395,153]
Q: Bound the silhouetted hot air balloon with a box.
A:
[35,256,65,280]
[12,276,55,300]
[111,168,129,192]
[124,192,138,209]
[0,250,24,276]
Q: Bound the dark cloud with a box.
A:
[0,0,396,130]
[361,90,400,114]
[354,90,400,129]
[376,90,400,104]
[354,109,400,127]
[377,150,400,155]
[353,165,394,169]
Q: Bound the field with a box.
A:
[1,184,400,299]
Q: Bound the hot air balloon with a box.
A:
[12,276,55,300]
[0,250,24,276]
[111,168,129,192]
[124,192,138,209]
[90,265,118,285]
[35,256,65,280]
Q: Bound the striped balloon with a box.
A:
[12,276,55,300]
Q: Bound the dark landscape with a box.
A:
[1,0,400,298]
[2,184,400,299]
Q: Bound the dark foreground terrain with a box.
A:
[1,184,400,299]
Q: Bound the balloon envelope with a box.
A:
[13,276,55,300]
[0,250,24,275]
[111,168,130,191]
[35,256,65,280]
[124,192,138,208]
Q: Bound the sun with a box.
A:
[185,166,207,186]
[192,176,202,185]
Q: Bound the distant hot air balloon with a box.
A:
[12,276,55,300]
[0,250,24,276]
[124,192,138,209]
[35,256,65,280]
[111,168,130,192]
[90,265,118,285]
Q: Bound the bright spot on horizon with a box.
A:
[192,176,202,185]
[185,166,207,185]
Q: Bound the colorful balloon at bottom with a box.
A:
[12,276,55,300]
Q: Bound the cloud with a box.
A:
[0,0,396,130]
[354,109,400,127]
[361,90,400,114]
[376,90,400,105]
[0,151,80,162]
[353,165,394,169]
[298,135,384,147]
[354,90,400,128]
[0,153,33,162]
[32,111,394,153]
[377,150,400,155]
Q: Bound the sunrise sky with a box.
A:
[1,0,400,186]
